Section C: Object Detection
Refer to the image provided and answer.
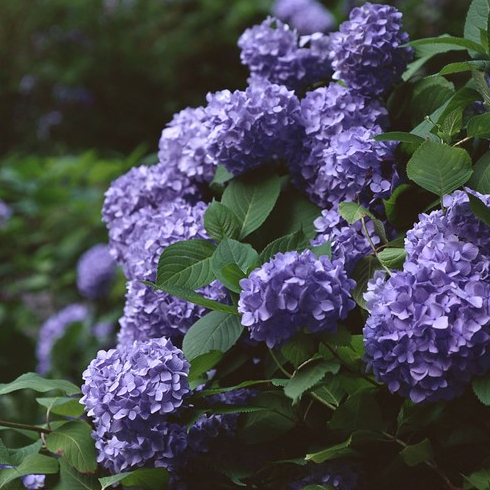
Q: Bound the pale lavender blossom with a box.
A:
[0,199,12,227]
[36,303,89,375]
[272,0,336,34]
[76,244,116,299]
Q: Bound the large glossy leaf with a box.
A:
[0,373,80,397]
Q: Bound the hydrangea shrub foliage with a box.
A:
[2,0,490,489]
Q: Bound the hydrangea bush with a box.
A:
[2,1,490,489]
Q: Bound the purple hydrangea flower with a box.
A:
[81,337,190,472]
[329,2,413,96]
[76,244,116,299]
[36,303,89,375]
[239,249,355,348]
[158,106,217,185]
[290,462,361,490]
[102,163,199,265]
[0,198,12,227]
[123,199,208,281]
[364,191,490,403]
[205,81,303,176]
[293,124,396,209]
[21,475,46,490]
[238,17,332,90]
[117,280,228,346]
[312,208,385,273]
[272,0,336,34]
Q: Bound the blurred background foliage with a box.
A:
[0,0,471,385]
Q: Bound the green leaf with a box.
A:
[467,113,490,138]
[211,238,260,293]
[468,151,490,193]
[156,239,216,289]
[0,373,80,397]
[373,132,425,145]
[338,202,374,224]
[329,389,386,433]
[204,200,240,242]
[406,141,473,197]
[473,70,490,109]
[437,61,490,76]
[305,436,356,463]
[464,0,490,48]
[383,184,412,223]
[284,359,340,403]
[188,351,224,388]
[211,165,234,185]
[57,458,100,490]
[142,281,238,315]
[0,453,58,488]
[260,228,309,263]
[399,438,434,467]
[281,335,315,368]
[310,377,345,408]
[183,311,243,361]
[45,421,97,474]
[411,77,455,126]
[309,242,332,259]
[468,193,490,228]
[377,248,407,270]
[99,468,169,490]
[473,371,490,405]
[351,256,383,310]
[0,441,42,467]
[410,36,488,56]
[36,397,85,418]
[221,173,281,239]
[463,469,490,490]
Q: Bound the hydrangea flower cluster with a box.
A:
[288,83,394,209]
[76,243,116,299]
[205,81,303,176]
[272,0,336,35]
[364,191,490,403]
[36,303,89,375]
[238,17,332,90]
[0,198,12,227]
[158,106,217,186]
[123,199,207,281]
[117,280,227,346]
[80,337,190,472]
[239,249,355,347]
[329,2,413,96]
[289,462,361,490]
[313,208,385,273]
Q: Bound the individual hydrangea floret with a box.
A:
[364,191,490,403]
[289,462,361,490]
[81,337,190,472]
[312,208,386,273]
[158,106,217,185]
[272,0,336,34]
[0,198,12,227]
[239,249,355,348]
[123,199,207,281]
[117,280,228,346]
[292,124,396,209]
[76,243,117,299]
[36,303,89,375]
[102,163,198,264]
[329,2,413,96]
[238,17,332,90]
[205,81,303,176]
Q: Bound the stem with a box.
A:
[361,216,391,276]
[322,343,381,388]
[309,392,337,411]
[453,136,471,147]
[381,432,463,490]
[268,348,292,378]
[0,419,51,434]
